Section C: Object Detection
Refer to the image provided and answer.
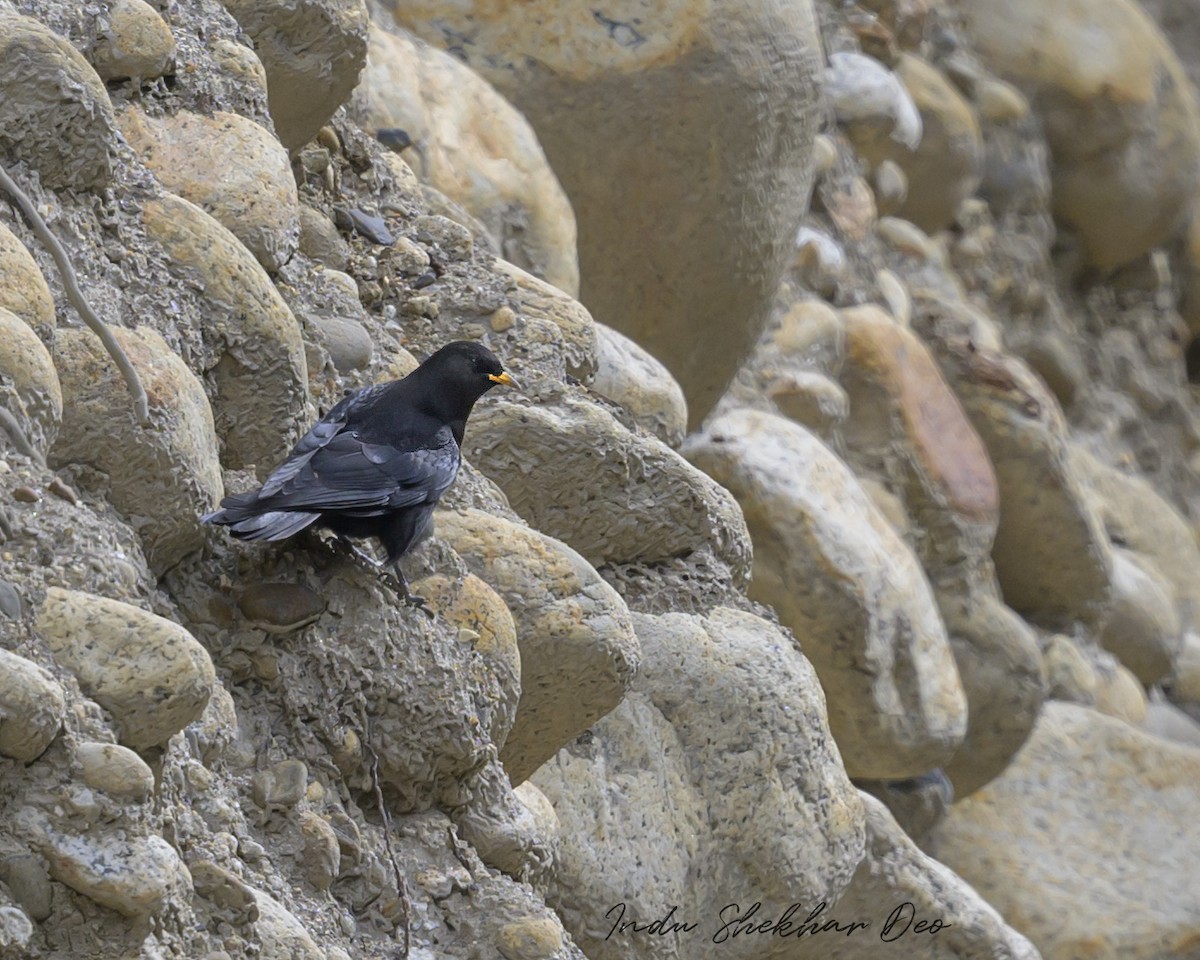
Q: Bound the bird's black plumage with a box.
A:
[202,340,516,603]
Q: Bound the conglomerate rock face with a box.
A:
[1,0,1199,958]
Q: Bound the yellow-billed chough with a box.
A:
[202,340,517,604]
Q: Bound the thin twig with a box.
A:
[0,161,149,425]
[0,405,43,464]
[361,712,411,958]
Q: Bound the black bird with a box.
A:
[202,341,517,604]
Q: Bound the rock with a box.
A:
[435,509,640,784]
[0,580,21,620]
[297,206,350,271]
[778,793,1041,960]
[532,607,866,960]
[30,822,191,919]
[825,51,923,153]
[411,573,521,748]
[838,305,998,571]
[90,0,175,82]
[251,759,309,810]
[929,702,1200,960]
[119,108,298,272]
[496,917,563,960]
[209,37,269,100]
[0,307,62,458]
[1143,700,1200,747]
[0,647,65,763]
[238,582,326,634]
[0,10,118,190]
[297,812,340,892]
[875,215,937,259]
[0,853,52,922]
[353,23,579,295]
[958,0,1200,269]
[75,741,155,800]
[466,395,750,578]
[944,347,1112,631]
[218,0,369,151]
[590,323,688,446]
[492,259,597,380]
[881,54,983,232]
[685,409,967,779]
[306,314,373,373]
[248,885,326,960]
[1101,548,1182,684]
[1075,447,1200,634]
[0,905,32,955]
[388,0,824,426]
[940,591,1045,796]
[49,324,223,573]
[143,193,309,476]
[37,587,216,751]
[1093,660,1147,725]
[0,221,55,332]
[455,763,554,880]
[1043,633,1099,705]
[764,369,849,436]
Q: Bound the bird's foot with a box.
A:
[336,536,386,571]
[392,562,434,618]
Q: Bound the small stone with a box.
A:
[298,811,340,891]
[0,223,55,332]
[413,214,474,260]
[0,648,65,762]
[346,208,394,245]
[1102,549,1182,684]
[1094,662,1147,725]
[876,215,936,258]
[307,315,374,373]
[251,759,308,809]
[297,206,350,271]
[875,267,911,325]
[0,852,52,921]
[189,860,259,924]
[210,38,268,99]
[37,587,216,751]
[496,917,563,960]
[390,236,432,275]
[90,0,175,82]
[873,158,908,213]
[75,741,155,801]
[765,369,849,434]
[47,477,77,504]
[590,322,689,446]
[238,582,326,634]
[976,77,1030,123]
[490,305,518,332]
[1043,634,1098,705]
[813,133,838,175]
[0,580,22,620]
[11,486,37,503]
[0,905,32,954]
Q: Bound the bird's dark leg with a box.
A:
[338,536,385,571]
[391,560,431,615]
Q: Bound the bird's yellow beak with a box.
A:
[488,371,518,389]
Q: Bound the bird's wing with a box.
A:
[256,427,460,514]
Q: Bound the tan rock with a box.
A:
[248,885,325,960]
[466,395,750,578]
[1093,660,1147,725]
[1101,548,1182,684]
[27,819,191,919]
[1043,633,1099,705]
[90,0,175,82]
[0,308,61,457]
[945,348,1113,630]
[497,917,563,960]
[1143,699,1200,748]
[119,108,298,272]
[493,259,596,380]
[412,572,521,748]
[0,221,55,332]
[218,0,368,151]
[0,648,65,763]
[435,509,640,784]
[591,323,688,446]
[143,194,309,476]
[783,793,1040,960]
[1166,632,1200,710]
[685,409,967,779]
[532,607,866,960]
[209,37,269,99]
[49,324,223,572]
[297,205,350,271]
[958,0,1200,269]
[354,23,579,296]
[0,11,117,190]
[74,741,155,800]
[37,587,216,750]
[929,702,1200,960]
[386,0,824,426]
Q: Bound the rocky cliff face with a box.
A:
[1,1,1199,958]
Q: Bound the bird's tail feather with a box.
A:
[220,509,320,541]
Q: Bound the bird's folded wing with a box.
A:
[255,431,459,513]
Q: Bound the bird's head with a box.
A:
[409,341,518,425]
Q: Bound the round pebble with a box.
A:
[75,741,155,800]
[251,759,309,809]
[0,647,65,762]
[238,583,325,634]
